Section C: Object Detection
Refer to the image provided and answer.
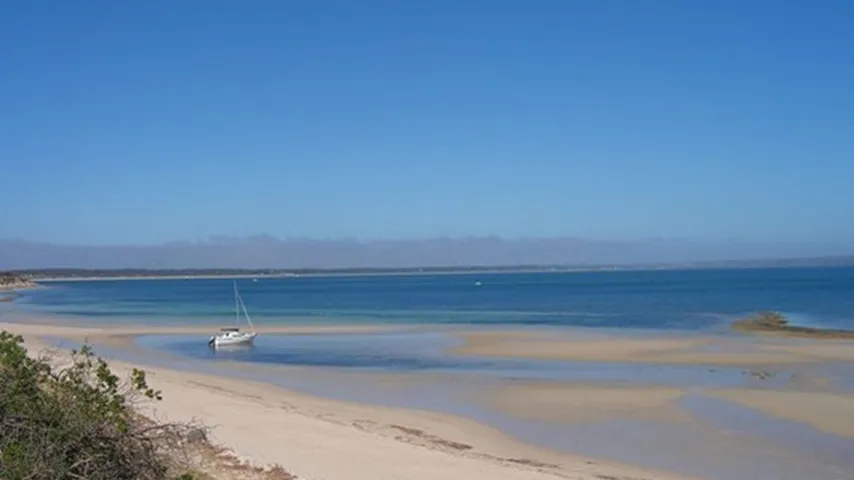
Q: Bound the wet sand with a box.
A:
[453,329,854,366]
[485,382,689,423]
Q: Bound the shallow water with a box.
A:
[502,413,853,480]
[681,395,854,465]
[135,332,785,389]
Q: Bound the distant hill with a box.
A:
[2,237,852,271]
[691,255,854,268]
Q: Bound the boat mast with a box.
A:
[234,280,240,328]
[237,289,255,332]
[232,280,255,332]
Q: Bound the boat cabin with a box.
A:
[220,327,241,332]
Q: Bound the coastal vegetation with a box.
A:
[0,331,186,479]
[0,332,293,480]
[732,311,854,339]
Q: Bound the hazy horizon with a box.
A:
[2,236,852,270]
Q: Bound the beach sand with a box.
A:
[453,330,854,366]
[1,321,696,480]
[485,382,690,423]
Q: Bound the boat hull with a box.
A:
[209,332,257,348]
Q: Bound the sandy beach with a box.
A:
[1,320,698,480]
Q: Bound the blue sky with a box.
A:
[1,1,852,247]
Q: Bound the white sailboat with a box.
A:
[208,281,257,348]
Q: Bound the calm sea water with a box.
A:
[11,267,854,331]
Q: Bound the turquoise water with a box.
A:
[11,267,854,331]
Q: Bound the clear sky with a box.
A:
[1,1,852,247]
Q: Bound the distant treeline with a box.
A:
[8,266,567,279]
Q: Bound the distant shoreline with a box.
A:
[17,262,854,283]
[34,269,554,282]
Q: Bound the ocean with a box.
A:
[12,266,854,331]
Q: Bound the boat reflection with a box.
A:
[208,343,256,357]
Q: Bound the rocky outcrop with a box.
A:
[0,274,38,291]
[732,311,854,339]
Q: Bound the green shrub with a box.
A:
[0,331,190,479]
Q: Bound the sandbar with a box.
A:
[452,330,854,366]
